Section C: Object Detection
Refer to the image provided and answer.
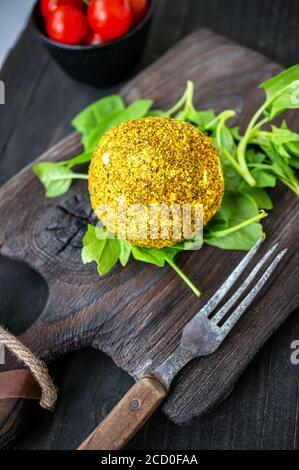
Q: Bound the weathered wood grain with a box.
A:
[0,27,299,449]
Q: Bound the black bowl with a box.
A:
[30,0,155,87]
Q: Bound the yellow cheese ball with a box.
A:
[88,117,224,248]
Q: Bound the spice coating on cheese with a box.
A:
[88,117,224,248]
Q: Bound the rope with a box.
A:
[0,326,57,409]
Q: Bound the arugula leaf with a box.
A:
[81,225,107,264]
[204,193,267,250]
[131,246,166,267]
[260,65,299,119]
[146,110,169,117]
[82,99,153,151]
[34,162,88,198]
[124,99,153,119]
[72,95,125,135]
[130,245,200,296]
[289,157,299,170]
[118,239,132,267]
[187,109,216,130]
[243,169,276,188]
[205,221,265,251]
[82,110,126,150]
[34,150,91,197]
[243,188,273,210]
[286,141,299,158]
[63,151,93,167]
[256,144,299,195]
[82,225,120,276]
[266,125,299,145]
[236,66,299,187]
[97,239,120,276]
[81,224,201,296]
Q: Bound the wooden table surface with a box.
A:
[0,0,299,450]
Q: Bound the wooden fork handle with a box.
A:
[78,376,167,451]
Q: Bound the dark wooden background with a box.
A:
[0,0,299,450]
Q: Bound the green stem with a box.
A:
[165,91,188,117]
[281,178,299,197]
[222,148,245,178]
[237,102,269,187]
[184,81,196,113]
[237,137,258,187]
[50,173,88,181]
[253,117,269,130]
[205,210,267,239]
[72,173,89,179]
[206,110,236,132]
[165,81,195,117]
[165,256,201,297]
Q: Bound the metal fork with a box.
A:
[154,237,287,386]
[78,237,288,450]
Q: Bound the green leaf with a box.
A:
[119,239,132,267]
[221,160,244,192]
[246,149,266,164]
[261,143,299,195]
[72,95,125,134]
[130,242,201,296]
[205,193,266,250]
[205,221,265,251]
[131,246,166,267]
[125,99,153,119]
[187,109,216,130]
[81,225,107,264]
[64,151,93,167]
[82,110,126,150]
[230,126,241,141]
[146,110,168,117]
[250,169,276,188]
[97,239,120,276]
[260,65,299,101]
[243,188,273,210]
[34,162,87,198]
[286,141,299,158]
[81,225,120,276]
[82,99,153,151]
[289,157,299,169]
[268,125,299,145]
[260,65,299,119]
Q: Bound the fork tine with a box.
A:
[200,236,264,318]
[218,248,288,340]
[212,243,278,324]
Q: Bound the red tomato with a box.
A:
[40,0,85,19]
[87,0,133,41]
[128,0,148,25]
[46,6,88,45]
[83,29,105,45]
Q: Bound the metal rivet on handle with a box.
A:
[130,399,139,410]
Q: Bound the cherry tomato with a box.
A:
[87,0,133,41]
[46,6,88,45]
[40,0,85,19]
[83,29,105,45]
[128,0,148,25]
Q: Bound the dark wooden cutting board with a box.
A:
[0,29,299,447]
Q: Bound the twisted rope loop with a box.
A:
[0,326,57,409]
